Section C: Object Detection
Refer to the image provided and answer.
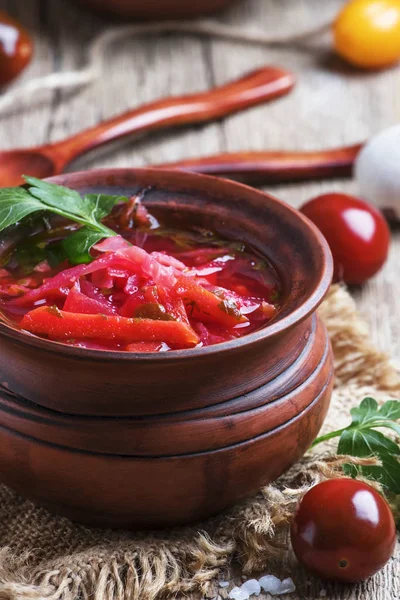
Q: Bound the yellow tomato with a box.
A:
[334,0,400,69]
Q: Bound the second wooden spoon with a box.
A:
[156,145,363,184]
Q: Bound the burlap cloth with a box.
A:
[0,285,398,600]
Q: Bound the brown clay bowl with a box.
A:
[0,168,334,527]
[72,0,240,19]
[0,168,332,417]
[0,316,331,455]
[0,381,332,528]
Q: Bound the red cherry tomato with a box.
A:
[300,193,390,285]
[291,479,396,582]
[0,11,33,86]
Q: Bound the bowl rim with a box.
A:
[0,168,333,362]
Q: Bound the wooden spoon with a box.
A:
[0,67,295,187]
[156,144,363,184]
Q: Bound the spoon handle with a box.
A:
[51,67,295,167]
[155,145,363,184]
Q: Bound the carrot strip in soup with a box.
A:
[21,307,199,348]
[175,276,248,329]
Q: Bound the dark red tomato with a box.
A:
[300,193,390,285]
[291,479,396,583]
[0,11,33,86]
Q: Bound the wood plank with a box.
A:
[45,1,223,171]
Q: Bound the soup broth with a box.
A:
[0,199,281,352]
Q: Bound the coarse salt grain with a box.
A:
[279,578,296,594]
[241,579,261,596]
[259,575,282,595]
[228,586,250,600]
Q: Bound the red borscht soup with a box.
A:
[0,183,281,352]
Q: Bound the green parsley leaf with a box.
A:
[83,193,125,223]
[338,428,400,458]
[24,177,126,235]
[0,187,45,230]
[62,227,107,265]
[0,177,130,266]
[378,400,400,422]
[24,176,93,221]
[312,397,400,494]
[358,454,400,495]
[349,396,380,426]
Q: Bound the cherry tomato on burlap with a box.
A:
[291,479,396,582]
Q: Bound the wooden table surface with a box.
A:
[0,0,399,598]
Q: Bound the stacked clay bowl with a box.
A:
[73,0,240,19]
[0,169,333,529]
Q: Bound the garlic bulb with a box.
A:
[355,125,400,217]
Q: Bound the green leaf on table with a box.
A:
[378,400,400,421]
[338,428,400,458]
[354,454,400,495]
[349,397,380,426]
[348,397,400,428]
[312,397,400,494]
